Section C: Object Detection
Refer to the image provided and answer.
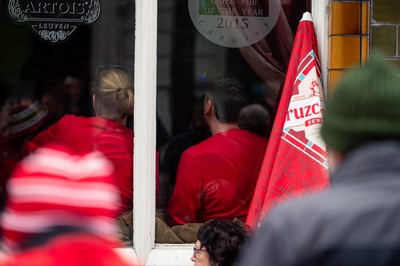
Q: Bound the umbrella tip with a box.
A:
[300,12,313,22]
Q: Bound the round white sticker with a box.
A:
[188,0,281,48]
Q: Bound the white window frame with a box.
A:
[312,0,329,94]
[123,0,329,264]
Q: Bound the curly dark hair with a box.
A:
[197,219,250,266]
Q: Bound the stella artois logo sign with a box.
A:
[282,51,328,169]
[7,0,101,43]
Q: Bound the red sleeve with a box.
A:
[166,151,203,226]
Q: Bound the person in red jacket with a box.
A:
[0,101,53,210]
[166,77,268,226]
[0,144,133,266]
[28,67,159,215]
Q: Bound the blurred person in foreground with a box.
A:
[192,219,249,266]
[238,55,400,266]
[167,77,268,226]
[28,68,160,216]
[0,144,132,266]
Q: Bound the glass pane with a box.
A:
[387,60,400,75]
[372,25,397,57]
[156,0,310,243]
[0,0,135,247]
[373,0,400,23]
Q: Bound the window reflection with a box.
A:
[156,0,311,243]
[1,0,315,248]
[0,0,135,246]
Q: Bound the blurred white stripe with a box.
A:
[22,149,115,179]
[8,184,120,209]
[1,211,115,234]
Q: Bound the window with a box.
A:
[155,0,313,237]
[0,0,136,253]
[0,0,328,264]
[371,0,400,72]
[138,1,325,264]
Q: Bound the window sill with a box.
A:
[115,244,193,265]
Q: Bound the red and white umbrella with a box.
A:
[246,12,330,228]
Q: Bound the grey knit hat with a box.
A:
[321,54,400,152]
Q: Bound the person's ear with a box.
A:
[92,95,99,116]
[204,99,212,116]
[92,95,96,109]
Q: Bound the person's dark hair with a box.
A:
[205,77,248,123]
[197,219,249,266]
[238,103,271,138]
